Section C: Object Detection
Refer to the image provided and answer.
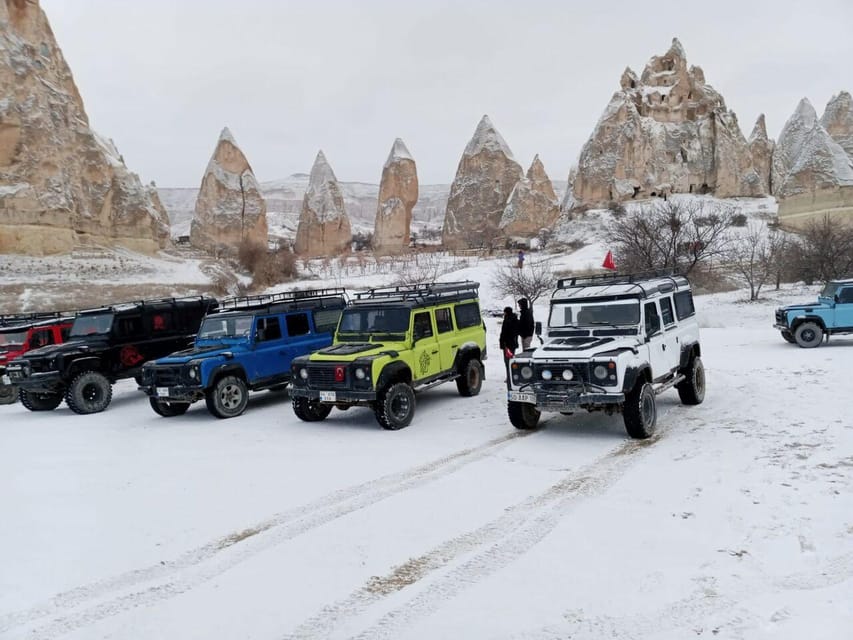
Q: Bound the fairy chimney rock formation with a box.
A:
[294,151,352,256]
[820,91,853,159]
[748,114,774,195]
[772,98,853,225]
[0,0,170,255]
[500,155,560,239]
[373,138,418,255]
[189,128,268,256]
[442,115,523,249]
[572,38,766,207]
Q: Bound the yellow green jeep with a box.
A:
[289,281,486,429]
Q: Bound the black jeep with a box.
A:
[7,296,217,414]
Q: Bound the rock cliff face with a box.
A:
[442,115,523,249]
[573,38,767,206]
[294,151,352,256]
[0,0,170,255]
[499,155,560,238]
[373,138,418,255]
[189,128,268,256]
[820,91,853,159]
[748,115,774,195]
[772,98,853,226]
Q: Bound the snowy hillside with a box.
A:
[0,257,850,639]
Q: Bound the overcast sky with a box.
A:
[41,0,853,188]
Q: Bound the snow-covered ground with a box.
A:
[0,259,850,639]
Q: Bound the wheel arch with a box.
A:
[791,315,827,332]
[377,361,412,390]
[452,343,482,370]
[208,364,248,388]
[622,364,652,394]
[679,342,701,369]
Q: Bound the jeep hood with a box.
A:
[312,342,404,360]
[155,344,238,365]
[20,339,108,360]
[780,301,831,313]
[534,335,640,359]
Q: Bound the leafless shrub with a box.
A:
[786,214,853,284]
[492,257,555,305]
[251,248,299,289]
[726,221,783,300]
[237,239,267,273]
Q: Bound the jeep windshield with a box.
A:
[70,313,113,337]
[549,300,640,328]
[197,315,254,340]
[820,282,840,299]
[338,307,410,341]
[0,329,27,347]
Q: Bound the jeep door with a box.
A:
[643,301,669,381]
[835,286,853,329]
[434,307,457,373]
[252,315,288,381]
[411,311,441,382]
[658,295,681,373]
[281,312,321,372]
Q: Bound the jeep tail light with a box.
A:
[334,365,345,383]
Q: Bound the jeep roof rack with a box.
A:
[352,281,480,306]
[217,288,347,314]
[555,271,689,300]
[74,295,218,316]
[0,311,76,328]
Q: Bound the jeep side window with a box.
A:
[454,302,481,329]
[839,287,853,304]
[60,326,71,341]
[644,302,661,337]
[660,297,675,326]
[413,312,433,340]
[116,316,143,338]
[286,313,310,337]
[435,308,453,333]
[32,329,54,347]
[256,317,282,342]
[313,309,341,334]
[674,290,695,320]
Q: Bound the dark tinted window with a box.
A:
[256,316,282,342]
[644,302,661,336]
[839,287,853,304]
[413,312,433,339]
[60,326,71,341]
[674,290,695,320]
[313,309,341,334]
[31,329,54,348]
[660,297,675,326]
[115,316,143,338]
[286,313,310,337]
[435,308,453,333]
[454,302,481,329]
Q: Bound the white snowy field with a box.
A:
[0,279,851,639]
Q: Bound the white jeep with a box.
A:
[506,273,704,438]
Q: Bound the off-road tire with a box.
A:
[205,375,249,419]
[456,358,484,397]
[794,322,823,348]
[149,397,190,417]
[624,380,656,439]
[375,382,416,430]
[0,384,17,405]
[508,401,540,430]
[65,371,113,415]
[292,396,332,422]
[676,356,706,405]
[19,389,63,411]
[781,330,796,344]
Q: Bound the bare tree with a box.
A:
[607,199,735,275]
[789,214,853,283]
[493,257,555,305]
[726,221,777,301]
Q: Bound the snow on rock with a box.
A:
[820,90,853,159]
[573,38,768,207]
[499,154,560,239]
[0,0,170,256]
[374,139,418,255]
[294,151,352,256]
[442,115,523,249]
[748,114,774,195]
[189,127,268,256]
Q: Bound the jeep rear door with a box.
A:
[252,315,288,381]
[411,311,441,382]
[434,307,457,373]
[658,295,681,374]
[643,301,670,381]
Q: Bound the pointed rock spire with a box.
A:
[294,151,352,256]
[190,127,269,256]
[820,90,853,159]
[500,155,560,239]
[374,139,418,255]
[442,115,523,250]
[748,114,774,195]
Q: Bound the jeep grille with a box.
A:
[307,365,347,388]
[775,309,786,325]
[533,363,589,384]
[150,367,184,387]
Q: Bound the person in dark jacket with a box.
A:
[499,306,519,381]
[517,298,534,350]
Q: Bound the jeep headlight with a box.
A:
[541,369,553,381]
[354,367,366,380]
[593,365,608,380]
[188,366,199,380]
[520,365,533,380]
[562,369,574,381]
[299,368,308,380]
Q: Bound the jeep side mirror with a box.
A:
[835,293,840,304]
[535,321,542,336]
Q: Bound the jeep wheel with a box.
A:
[65,371,113,415]
[149,398,190,417]
[677,356,706,405]
[19,389,63,412]
[624,381,656,439]
[456,358,484,397]
[375,382,416,430]
[205,375,249,419]
[0,385,17,405]
[794,322,823,348]
[780,330,796,344]
[292,396,332,422]
[508,401,540,430]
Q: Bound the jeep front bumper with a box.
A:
[290,386,377,404]
[139,383,204,403]
[5,366,63,393]
[508,385,623,411]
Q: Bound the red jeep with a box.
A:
[0,316,74,404]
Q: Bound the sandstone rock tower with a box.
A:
[573,38,767,206]
[820,91,853,159]
[772,98,853,226]
[748,114,774,195]
[442,115,523,249]
[499,155,560,239]
[373,138,418,255]
[294,151,352,256]
[0,0,170,255]
[189,128,268,256]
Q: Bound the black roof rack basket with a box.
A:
[218,288,347,313]
[556,269,682,290]
[353,281,480,305]
[0,310,76,328]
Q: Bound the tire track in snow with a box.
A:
[0,430,535,638]
[282,433,663,640]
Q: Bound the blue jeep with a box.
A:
[138,288,347,418]
[774,278,853,348]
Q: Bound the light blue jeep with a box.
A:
[774,278,853,348]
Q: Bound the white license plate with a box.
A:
[508,391,536,404]
[1,375,10,385]
[319,391,336,402]
[156,387,171,398]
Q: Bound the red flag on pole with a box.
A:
[602,250,616,271]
